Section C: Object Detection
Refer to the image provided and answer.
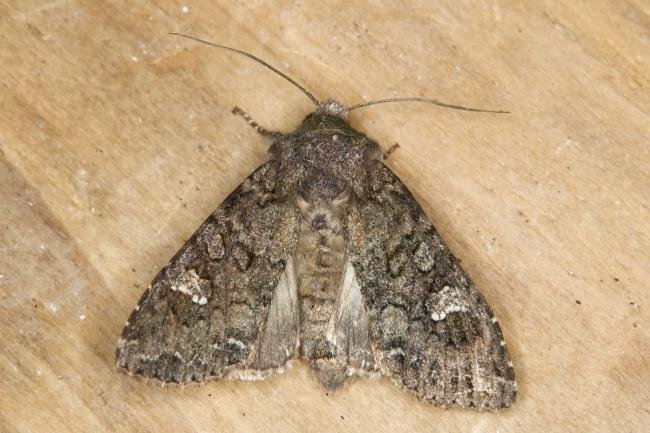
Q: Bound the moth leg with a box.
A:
[383,143,400,159]
[232,106,283,140]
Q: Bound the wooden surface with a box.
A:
[1,1,648,432]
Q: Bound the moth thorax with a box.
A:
[297,173,350,203]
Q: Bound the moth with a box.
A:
[116,34,517,410]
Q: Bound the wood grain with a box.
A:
[1,1,648,432]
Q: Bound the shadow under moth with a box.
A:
[116,34,517,410]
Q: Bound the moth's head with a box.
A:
[299,100,359,135]
[316,100,347,118]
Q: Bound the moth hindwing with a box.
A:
[116,100,516,410]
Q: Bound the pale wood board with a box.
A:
[1,1,648,432]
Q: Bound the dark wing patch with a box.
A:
[346,161,516,410]
[116,162,300,383]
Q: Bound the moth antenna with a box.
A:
[169,32,320,106]
[345,97,509,114]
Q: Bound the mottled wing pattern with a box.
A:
[116,162,301,383]
[346,161,516,410]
